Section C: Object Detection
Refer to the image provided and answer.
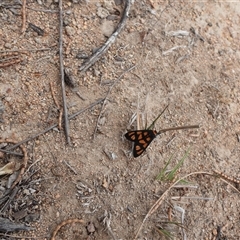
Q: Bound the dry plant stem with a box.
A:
[1,187,19,213]
[134,171,215,240]
[4,98,104,151]
[0,59,21,68]
[0,47,53,53]
[0,148,23,157]
[50,82,60,109]
[158,125,199,135]
[93,65,135,138]
[51,219,84,240]
[50,82,62,129]
[21,0,27,33]
[0,216,33,233]
[58,0,70,144]
[58,109,63,130]
[0,233,44,239]
[63,160,77,174]
[79,0,132,72]
[213,170,240,184]
[217,178,240,194]
[0,139,28,189]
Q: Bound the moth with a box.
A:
[125,129,158,157]
[125,126,198,158]
[125,106,199,157]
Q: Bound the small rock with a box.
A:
[97,7,109,19]
[4,97,11,102]
[23,189,30,195]
[101,19,114,37]
[45,0,53,7]
[215,145,231,159]
[76,51,88,59]
[4,43,12,49]
[13,209,28,221]
[34,37,43,44]
[106,15,119,21]
[87,222,96,234]
[114,0,122,5]
[103,0,114,11]
[29,188,36,194]
[65,26,75,37]
[63,18,70,26]
[25,213,40,223]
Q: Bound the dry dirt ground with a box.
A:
[0,0,240,239]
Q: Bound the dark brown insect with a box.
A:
[125,125,199,158]
[125,130,157,157]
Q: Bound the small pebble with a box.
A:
[4,43,12,49]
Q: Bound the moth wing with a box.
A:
[133,137,156,157]
[125,130,157,158]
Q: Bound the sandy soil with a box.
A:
[0,0,240,239]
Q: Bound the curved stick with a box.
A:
[51,218,84,240]
[79,0,132,72]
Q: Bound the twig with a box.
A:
[58,0,70,144]
[133,171,216,239]
[79,0,132,72]
[0,48,53,53]
[93,65,135,138]
[0,59,21,68]
[102,211,116,240]
[0,233,43,239]
[0,216,33,233]
[24,158,43,175]
[51,218,84,240]
[76,92,86,101]
[49,82,60,109]
[21,0,27,33]
[49,82,62,129]
[213,170,240,184]
[28,23,44,36]
[162,45,187,56]
[58,109,63,130]
[3,98,104,151]
[0,187,19,213]
[171,196,214,200]
[63,160,77,175]
[0,148,23,157]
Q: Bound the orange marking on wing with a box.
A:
[138,135,143,140]
[136,149,144,155]
[139,140,145,144]
[143,143,148,148]
[130,135,136,140]
[136,145,141,151]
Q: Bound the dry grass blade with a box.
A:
[133,171,226,239]
[155,226,174,240]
